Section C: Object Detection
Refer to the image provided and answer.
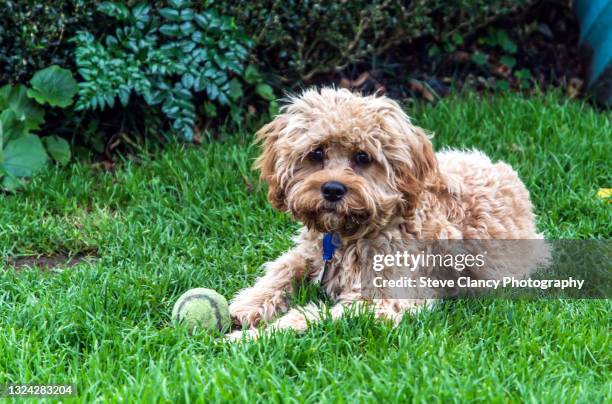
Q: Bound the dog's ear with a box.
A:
[394,126,439,214]
[406,126,438,185]
[254,116,287,210]
[376,96,440,215]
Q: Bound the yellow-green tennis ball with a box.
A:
[172,288,230,333]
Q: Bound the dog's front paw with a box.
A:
[229,302,263,328]
[225,328,260,342]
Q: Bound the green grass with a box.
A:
[0,92,610,402]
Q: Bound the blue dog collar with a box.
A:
[322,233,341,261]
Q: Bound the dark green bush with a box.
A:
[0,1,98,84]
[1,0,539,155]
[73,0,274,141]
[216,0,535,83]
[1,65,77,190]
[0,1,159,84]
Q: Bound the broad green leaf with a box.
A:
[471,52,488,66]
[160,8,180,21]
[28,65,78,108]
[514,69,532,80]
[132,3,151,22]
[0,85,44,130]
[160,24,180,37]
[428,45,441,58]
[97,2,130,19]
[217,92,229,106]
[452,33,464,45]
[227,78,243,101]
[1,175,22,191]
[118,87,130,106]
[206,83,220,100]
[1,134,49,177]
[0,110,28,143]
[498,32,517,54]
[179,21,195,36]
[181,73,195,89]
[244,65,261,85]
[499,55,516,69]
[268,100,280,117]
[255,83,275,101]
[181,126,193,141]
[203,102,217,118]
[180,8,195,21]
[229,105,241,123]
[169,0,187,10]
[193,14,209,29]
[0,85,10,110]
[42,135,71,166]
[494,80,510,91]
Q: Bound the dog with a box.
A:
[226,87,546,340]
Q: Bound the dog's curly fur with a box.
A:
[227,88,545,340]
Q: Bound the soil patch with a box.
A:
[7,251,98,271]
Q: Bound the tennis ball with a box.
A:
[172,288,231,333]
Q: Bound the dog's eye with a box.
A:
[308,147,324,162]
[354,151,371,165]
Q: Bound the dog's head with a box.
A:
[255,88,439,238]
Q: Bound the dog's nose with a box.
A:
[321,181,347,202]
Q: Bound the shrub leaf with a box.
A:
[28,66,78,108]
[0,110,28,143]
[1,134,49,177]
[255,83,275,101]
[42,135,71,166]
[0,85,45,130]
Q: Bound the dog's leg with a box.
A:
[226,291,370,341]
[226,303,322,340]
[259,298,435,334]
[372,298,437,325]
[226,301,353,341]
[226,298,437,341]
[229,249,307,328]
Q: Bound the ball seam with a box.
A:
[174,294,224,329]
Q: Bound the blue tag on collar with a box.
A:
[322,233,341,261]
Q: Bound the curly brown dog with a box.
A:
[227,88,545,340]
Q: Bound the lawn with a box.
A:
[0,92,610,402]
